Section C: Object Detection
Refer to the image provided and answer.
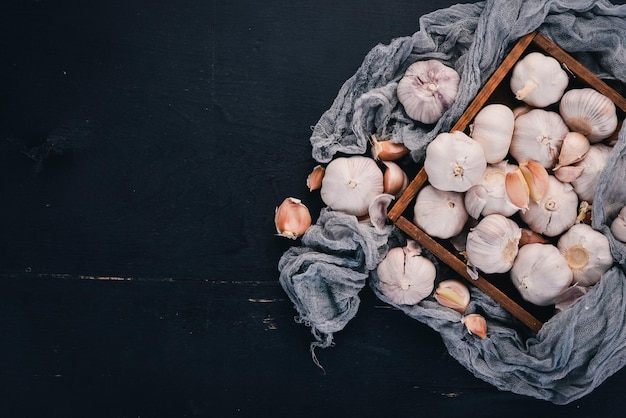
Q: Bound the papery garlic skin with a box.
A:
[376,246,436,306]
[470,104,515,163]
[520,176,579,237]
[434,279,470,313]
[559,88,618,142]
[465,162,519,218]
[509,109,568,169]
[424,131,487,192]
[397,60,460,124]
[414,185,468,239]
[557,223,612,287]
[610,206,626,242]
[509,52,569,107]
[320,156,384,217]
[466,214,521,274]
[510,243,573,306]
[570,143,612,203]
[274,197,312,239]
[368,193,395,231]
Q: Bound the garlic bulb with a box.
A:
[397,60,460,124]
[320,156,384,217]
[465,161,519,218]
[469,104,515,163]
[466,214,521,274]
[434,279,470,313]
[274,197,312,239]
[555,132,590,170]
[376,245,436,306]
[554,165,585,183]
[520,176,579,237]
[557,223,612,287]
[570,143,612,203]
[509,52,569,107]
[510,243,573,306]
[610,206,626,242]
[559,88,618,142]
[414,185,468,239]
[424,131,487,192]
[509,109,568,169]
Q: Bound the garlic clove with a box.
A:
[512,104,533,119]
[434,279,470,313]
[559,88,618,142]
[518,228,549,247]
[555,132,590,169]
[382,161,409,197]
[610,205,626,242]
[274,197,312,239]
[553,165,585,183]
[462,314,487,339]
[368,193,395,231]
[370,135,410,161]
[519,160,549,202]
[505,167,530,211]
[306,165,325,191]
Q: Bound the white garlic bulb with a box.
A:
[466,214,521,274]
[557,223,612,287]
[510,243,573,306]
[397,60,460,124]
[413,185,468,239]
[559,88,618,142]
[509,52,569,107]
[611,206,626,242]
[509,109,568,169]
[469,104,515,163]
[464,161,519,219]
[570,143,612,203]
[424,131,487,192]
[520,176,579,237]
[320,156,383,217]
[376,245,436,306]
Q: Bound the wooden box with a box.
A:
[388,32,626,333]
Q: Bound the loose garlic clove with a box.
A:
[557,223,612,287]
[466,214,521,274]
[519,228,549,247]
[397,60,460,124]
[519,160,549,202]
[464,161,519,219]
[553,165,585,183]
[520,176,579,237]
[434,279,470,313]
[274,197,312,239]
[370,135,410,161]
[505,167,530,211]
[462,314,487,339]
[424,131,487,192]
[382,161,409,197]
[368,193,395,231]
[559,88,618,142]
[306,165,325,191]
[555,132,590,169]
[610,206,626,242]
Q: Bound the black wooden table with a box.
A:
[1,1,626,416]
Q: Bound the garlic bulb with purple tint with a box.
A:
[509,52,569,107]
[397,60,460,124]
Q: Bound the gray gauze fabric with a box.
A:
[278,0,626,404]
